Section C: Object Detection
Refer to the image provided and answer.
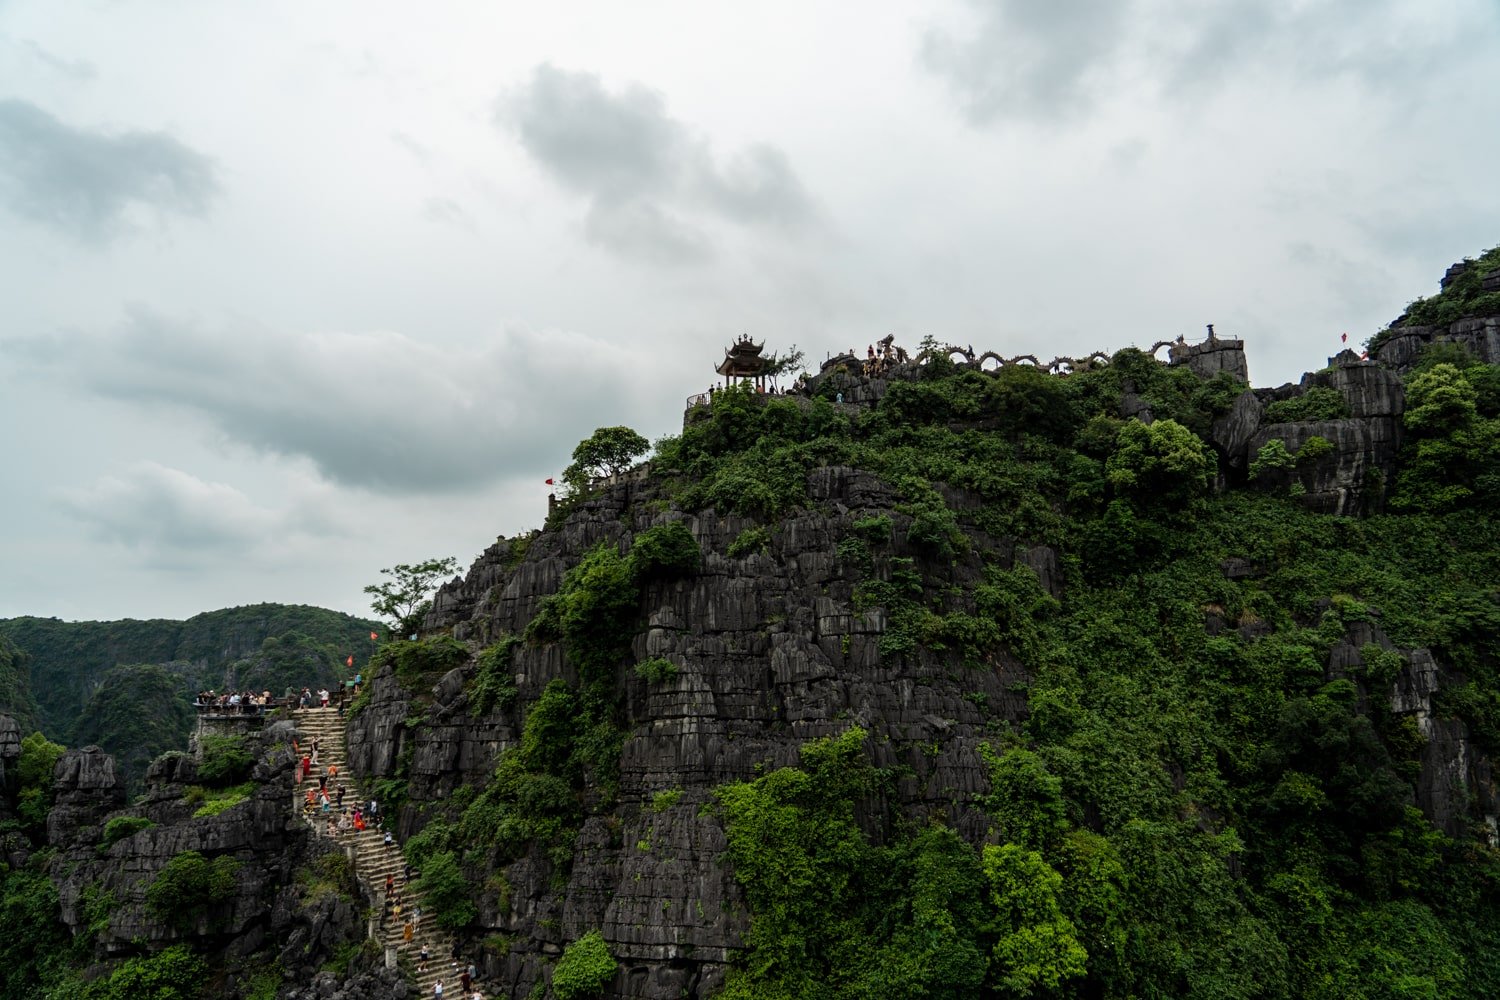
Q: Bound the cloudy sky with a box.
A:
[2,1,1498,623]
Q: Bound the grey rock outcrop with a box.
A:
[48,745,126,846]
[1214,357,1403,513]
[361,466,1038,999]
[1246,416,1399,515]
[1169,336,1250,382]
[40,727,376,997]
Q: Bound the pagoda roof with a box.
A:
[716,335,770,377]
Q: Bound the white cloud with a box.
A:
[57,461,337,568]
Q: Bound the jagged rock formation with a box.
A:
[0,713,21,833]
[40,719,377,996]
[1208,352,1406,514]
[363,469,1047,997]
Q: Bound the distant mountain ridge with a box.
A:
[0,603,381,789]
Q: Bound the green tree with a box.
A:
[145,851,240,931]
[563,426,650,492]
[981,844,1088,997]
[416,849,477,930]
[552,930,617,1000]
[363,556,459,637]
[1391,362,1499,512]
[1105,418,1212,506]
[17,730,65,831]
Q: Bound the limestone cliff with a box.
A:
[352,299,1500,998]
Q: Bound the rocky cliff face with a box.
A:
[361,467,1038,998]
[36,720,373,996]
[372,318,1500,999]
[1212,352,1405,514]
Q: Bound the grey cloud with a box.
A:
[11,306,651,494]
[0,99,218,243]
[922,0,1499,126]
[921,0,1130,125]
[500,64,813,263]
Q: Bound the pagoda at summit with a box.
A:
[716,335,772,390]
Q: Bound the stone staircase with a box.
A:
[291,707,476,998]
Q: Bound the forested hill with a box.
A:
[0,603,379,787]
[377,253,1500,999]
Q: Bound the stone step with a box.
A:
[291,708,459,995]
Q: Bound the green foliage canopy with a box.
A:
[552,930,616,1000]
[364,556,459,637]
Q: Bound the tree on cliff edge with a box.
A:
[562,425,649,494]
[364,556,458,638]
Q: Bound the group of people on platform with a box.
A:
[193,689,273,714]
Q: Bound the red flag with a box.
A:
[370,631,379,642]
[545,477,555,485]
[346,654,354,667]
[1341,332,1348,343]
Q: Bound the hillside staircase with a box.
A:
[291,707,472,998]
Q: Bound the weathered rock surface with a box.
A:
[1213,357,1404,512]
[1169,336,1250,382]
[1246,415,1400,515]
[381,318,1498,997]
[1376,317,1500,370]
[40,725,376,997]
[378,466,1037,999]
[48,745,126,846]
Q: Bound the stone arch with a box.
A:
[1148,340,1175,359]
[978,351,1006,371]
[1008,354,1040,367]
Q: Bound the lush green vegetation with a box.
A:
[1391,361,1500,513]
[634,344,1500,998]
[1263,385,1350,424]
[0,632,40,732]
[634,657,678,684]
[73,664,194,794]
[145,851,241,930]
[552,930,616,1000]
[1397,244,1500,330]
[190,781,255,818]
[15,730,66,832]
[45,944,206,1000]
[0,867,79,996]
[727,525,771,558]
[471,634,522,715]
[99,815,155,848]
[197,734,255,786]
[0,603,380,779]
[372,634,470,693]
